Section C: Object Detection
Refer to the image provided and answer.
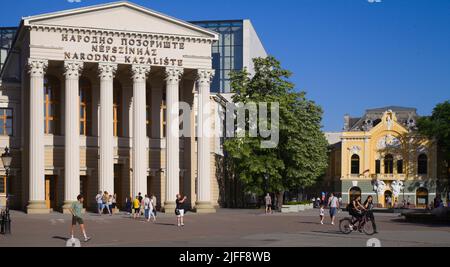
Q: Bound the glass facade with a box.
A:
[0,27,17,72]
[191,20,244,93]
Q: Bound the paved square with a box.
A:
[1,209,450,247]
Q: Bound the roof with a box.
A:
[22,1,218,39]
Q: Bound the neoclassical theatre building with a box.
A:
[0,2,267,213]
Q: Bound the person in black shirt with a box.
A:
[176,194,187,227]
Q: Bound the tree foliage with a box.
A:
[417,101,450,182]
[223,56,328,202]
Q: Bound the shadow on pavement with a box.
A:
[52,236,69,242]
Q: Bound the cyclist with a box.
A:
[349,195,366,231]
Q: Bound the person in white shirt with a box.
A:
[319,205,325,225]
[95,191,103,215]
[144,195,156,223]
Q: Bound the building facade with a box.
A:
[326,107,441,208]
[0,1,266,213]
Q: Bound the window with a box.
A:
[375,160,381,174]
[79,78,92,136]
[351,154,360,175]
[0,176,5,193]
[113,81,122,137]
[397,159,404,174]
[384,154,394,174]
[44,75,61,135]
[161,88,167,138]
[0,108,13,136]
[146,87,151,138]
[418,154,428,175]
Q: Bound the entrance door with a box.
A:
[45,176,57,211]
[384,190,393,208]
[114,165,122,210]
[80,176,88,209]
[416,188,429,209]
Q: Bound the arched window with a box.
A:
[418,154,428,175]
[351,154,360,175]
[384,154,394,174]
[44,75,61,135]
[79,78,92,136]
[113,81,122,137]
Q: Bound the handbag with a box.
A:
[175,209,180,216]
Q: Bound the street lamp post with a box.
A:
[1,147,12,235]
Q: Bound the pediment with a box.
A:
[23,1,218,39]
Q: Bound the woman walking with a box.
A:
[176,194,187,227]
[364,196,378,234]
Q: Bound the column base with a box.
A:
[164,201,176,213]
[27,201,50,214]
[195,202,217,214]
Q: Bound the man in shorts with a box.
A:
[327,193,340,225]
[70,195,91,243]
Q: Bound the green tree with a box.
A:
[417,101,450,191]
[223,56,328,209]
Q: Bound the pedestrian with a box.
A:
[265,193,272,214]
[176,194,187,227]
[102,191,112,215]
[364,196,378,234]
[319,205,325,225]
[407,196,411,208]
[327,193,339,225]
[138,192,144,216]
[108,195,113,215]
[145,194,156,223]
[69,195,91,243]
[133,196,141,220]
[152,194,158,218]
[112,193,117,210]
[95,191,103,215]
[125,196,132,215]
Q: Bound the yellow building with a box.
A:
[327,107,440,208]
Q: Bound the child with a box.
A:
[319,205,325,225]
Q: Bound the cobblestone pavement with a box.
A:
[1,209,449,247]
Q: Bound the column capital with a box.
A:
[27,58,48,77]
[98,63,118,80]
[196,69,215,85]
[131,64,151,82]
[165,67,184,84]
[64,61,84,80]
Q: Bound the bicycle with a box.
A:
[339,211,375,236]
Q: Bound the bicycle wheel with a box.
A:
[339,218,353,234]
[363,218,375,236]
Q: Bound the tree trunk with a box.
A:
[277,191,285,211]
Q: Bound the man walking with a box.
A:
[70,195,91,243]
[327,193,340,225]
[265,193,272,214]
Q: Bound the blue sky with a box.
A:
[1,0,449,131]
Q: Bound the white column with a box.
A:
[131,65,151,197]
[164,67,183,211]
[195,69,216,213]
[98,63,117,195]
[27,59,49,214]
[62,61,83,213]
